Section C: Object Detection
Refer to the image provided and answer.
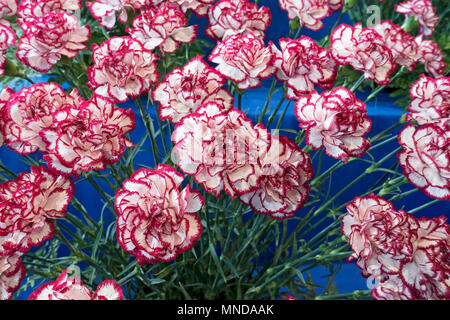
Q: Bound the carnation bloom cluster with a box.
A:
[127,5,198,54]
[0,0,448,302]
[342,194,450,300]
[172,102,313,219]
[0,166,74,299]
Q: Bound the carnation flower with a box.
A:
[126,6,198,54]
[270,36,337,100]
[278,0,336,31]
[0,87,14,147]
[295,87,372,162]
[0,166,74,255]
[149,0,215,17]
[342,194,416,281]
[205,0,271,41]
[16,12,90,73]
[86,0,146,29]
[17,0,82,30]
[87,36,159,103]
[395,0,439,37]
[29,269,124,300]
[0,252,25,300]
[397,216,450,300]
[209,33,274,90]
[330,23,395,85]
[115,164,204,265]
[3,83,83,155]
[43,94,136,177]
[373,21,420,71]
[415,35,446,78]
[172,102,270,197]
[406,75,450,126]
[342,194,450,300]
[397,124,449,200]
[239,136,313,219]
[0,22,16,77]
[0,0,17,20]
[152,56,234,124]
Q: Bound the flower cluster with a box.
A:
[43,94,136,177]
[29,269,123,300]
[239,135,313,219]
[278,0,343,31]
[395,0,439,37]
[373,21,420,71]
[0,252,25,301]
[152,56,233,124]
[0,166,74,299]
[270,36,337,100]
[0,166,74,255]
[172,102,313,218]
[330,23,395,85]
[406,75,450,127]
[209,33,274,90]
[127,5,198,54]
[415,35,446,78]
[342,194,450,300]
[397,124,449,200]
[205,0,271,41]
[87,0,146,29]
[0,22,15,77]
[295,87,372,162]
[149,0,215,17]
[16,11,90,73]
[115,164,204,265]
[2,83,83,155]
[87,36,159,103]
[17,0,82,30]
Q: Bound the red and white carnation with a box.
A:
[43,94,135,177]
[397,124,449,200]
[17,0,82,30]
[28,269,124,300]
[270,36,337,100]
[87,36,159,103]
[3,83,83,155]
[395,0,439,37]
[295,87,372,162]
[115,164,204,265]
[205,0,271,41]
[373,21,421,71]
[415,35,446,78]
[0,166,74,255]
[209,33,274,90]
[127,6,198,54]
[342,194,450,300]
[0,252,25,300]
[0,22,16,77]
[397,216,450,300]
[16,12,90,73]
[149,0,215,17]
[0,0,17,20]
[86,0,146,29]
[0,87,14,147]
[278,0,339,31]
[172,102,271,197]
[342,194,416,281]
[406,75,450,126]
[239,136,313,219]
[330,23,396,85]
[152,56,234,124]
